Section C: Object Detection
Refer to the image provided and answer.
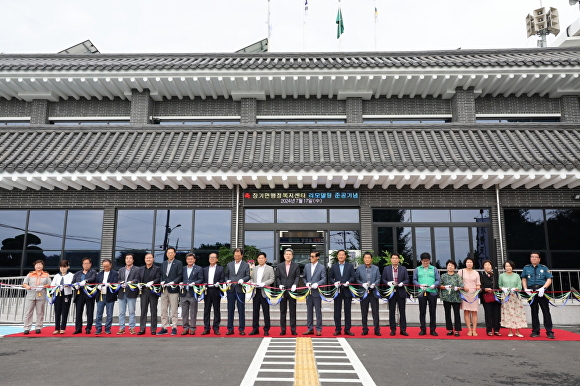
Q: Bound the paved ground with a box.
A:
[1,333,579,386]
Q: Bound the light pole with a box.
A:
[163,224,181,251]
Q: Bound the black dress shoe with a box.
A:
[344,331,354,336]
[35,329,41,334]
[214,330,221,335]
[137,330,146,335]
[303,330,314,335]
[23,330,29,335]
[430,330,438,336]
[333,331,342,336]
[279,331,286,336]
[547,333,555,339]
[418,330,426,336]
[249,330,260,336]
[530,332,540,337]
[400,331,409,336]
[151,331,156,335]
[361,331,368,336]
[264,331,269,336]
[201,330,210,335]
[446,331,454,336]
[390,331,396,336]
[291,331,297,336]
[73,330,81,335]
[375,331,382,336]
[85,330,91,334]
[316,331,322,336]
[226,330,234,335]
[239,331,246,336]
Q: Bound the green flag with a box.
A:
[336,7,344,39]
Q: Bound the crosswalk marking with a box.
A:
[241,337,376,386]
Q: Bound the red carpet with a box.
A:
[6,326,580,340]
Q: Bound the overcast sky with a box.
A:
[1,0,579,54]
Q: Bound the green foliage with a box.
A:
[218,245,261,267]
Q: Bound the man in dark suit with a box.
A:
[275,248,300,336]
[117,253,141,335]
[249,252,275,336]
[303,251,327,336]
[94,258,118,335]
[330,249,356,336]
[356,252,382,336]
[225,248,251,335]
[158,247,183,335]
[202,252,225,335]
[381,253,409,336]
[138,252,161,335]
[72,257,97,334]
[181,252,204,335]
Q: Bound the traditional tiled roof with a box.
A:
[1,124,578,175]
[1,47,580,71]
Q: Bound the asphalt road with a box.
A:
[1,336,579,386]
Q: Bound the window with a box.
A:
[50,120,130,125]
[245,209,275,223]
[476,117,560,123]
[156,119,240,125]
[363,118,450,124]
[115,209,232,268]
[257,119,346,124]
[505,208,580,269]
[0,209,103,276]
[373,208,492,268]
[277,209,327,223]
[244,231,276,263]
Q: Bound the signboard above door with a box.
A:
[244,190,360,207]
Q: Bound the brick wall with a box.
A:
[30,100,50,124]
[130,89,153,124]
[560,96,580,122]
[49,97,131,117]
[363,96,451,115]
[451,88,476,123]
[154,97,241,116]
[475,95,560,115]
[0,99,30,117]
[346,98,363,123]
[241,98,257,124]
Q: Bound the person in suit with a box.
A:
[202,252,225,335]
[249,252,275,336]
[138,252,161,335]
[94,258,119,335]
[356,252,382,336]
[330,249,356,336]
[413,252,440,336]
[117,253,141,335]
[381,253,409,336]
[303,251,327,336]
[275,248,300,336]
[225,248,251,335]
[72,257,98,334]
[180,252,204,335]
[158,247,183,335]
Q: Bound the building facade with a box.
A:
[1,48,580,276]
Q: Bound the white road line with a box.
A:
[335,338,377,386]
[240,338,272,386]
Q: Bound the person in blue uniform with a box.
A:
[521,251,555,339]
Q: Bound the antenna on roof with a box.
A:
[58,40,99,54]
[525,6,560,47]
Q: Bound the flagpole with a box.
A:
[303,1,306,52]
[374,0,377,51]
[268,0,272,51]
[338,0,342,52]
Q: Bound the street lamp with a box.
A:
[163,224,181,251]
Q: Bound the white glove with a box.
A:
[214,283,220,287]
[279,285,285,290]
[291,284,296,292]
[334,281,340,288]
[79,280,86,286]
[74,284,80,290]
[168,281,174,286]
[238,279,244,285]
[97,284,103,291]
[306,282,312,288]
[312,283,318,289]
[106,283,111,288]
[454,286,460,291]
[146,281,154,288]
[226,280,232,284]
[429,285,435,289]
[58,285,64,291]
[444,285,451,290]
[398,282,404,287]
[420,284,427,289]
[362,283,369,290]
[160,281,165,286]
[371,283,376,289]
[342,281,349,287]
[537,287,545,297]
[387,281,395,287]
[524,289,532,295]
[259,282,265,288]
[510,288,518,293]
[501,287,509,295]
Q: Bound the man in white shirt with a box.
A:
[249,252,275,336]
[225,248,250,335]
[202,253,225,335]
[303,251,327,336]
[95,259,119,335]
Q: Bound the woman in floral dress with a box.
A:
[498,260,527,337]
